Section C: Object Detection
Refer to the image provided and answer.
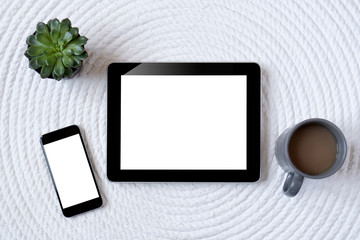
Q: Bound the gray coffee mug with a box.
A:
[275,118,347,197]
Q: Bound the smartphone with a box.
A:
[40,125,102,217]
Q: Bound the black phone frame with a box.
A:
[40,125,103,217]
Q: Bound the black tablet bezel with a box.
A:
[107,63,261,182]
[41,125,103,217]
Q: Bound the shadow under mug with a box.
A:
[275,118,347,197]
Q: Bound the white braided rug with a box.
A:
[1,0,360,239]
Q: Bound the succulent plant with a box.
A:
[25,18,88,80]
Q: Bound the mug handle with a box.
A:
[283,172,304,197]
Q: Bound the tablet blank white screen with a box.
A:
[121,75,247,170]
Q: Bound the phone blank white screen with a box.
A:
[43,134,99,208]
[121,75,247,170]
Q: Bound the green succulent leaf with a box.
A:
[36,22,50,36]
[72,53,87,67]
[35,33,52,46]
[72,57,81,68]
[52,71,60,80]
[62,55,74,67]
[64,44,83,55]
[76,51,88,60]
[29,58,42,69]
[68,36,88,46]
[28,55,45,69]
[27,45,44,56]
[24,50,32,59]
[70,27,79,39]
[49,19,60,32]
[62,48,72,55]
[44,48,55,55]
[35,55,47,66]
[60,18,71,37]
[53,57,65,78]
[63,37,87,56]
[49,19,60,43]
[27,35,46,47]
[62,31,73,45]
[47,19,52,27]
[64,67,73,78]
[50,29,60,43]
[57,38,64,46]
[40,64,53,78]
[73,46,84,55]
[45,55,56,67]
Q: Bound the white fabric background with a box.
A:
[1,0,360,239]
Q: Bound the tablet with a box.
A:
[107,63,261,182]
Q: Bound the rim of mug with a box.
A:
[284,118,347,179]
